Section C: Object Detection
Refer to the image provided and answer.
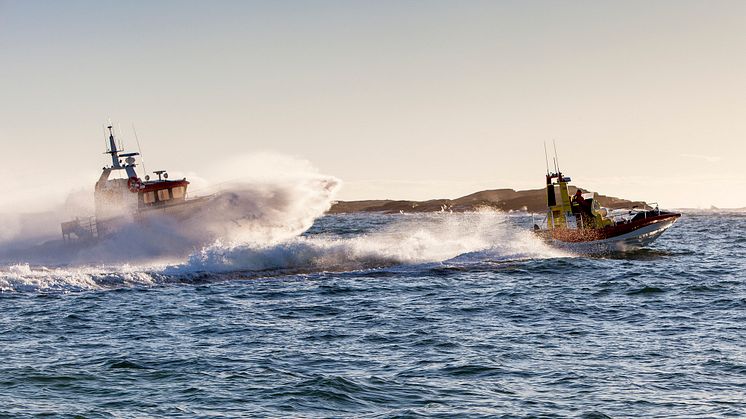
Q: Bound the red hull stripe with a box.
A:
[548,213,681,243]
[138,180,190,194]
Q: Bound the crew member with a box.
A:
[571,189,585,211]
[571,189,586,227]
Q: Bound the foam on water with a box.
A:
[0,211,565,292]
[0,152,566,292]
[62,175,341,264]
[0,263,163,293]
[172,211,566,275]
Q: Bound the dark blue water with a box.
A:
[1,211,744,417]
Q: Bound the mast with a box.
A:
[106,126,122,169]
[104,125,139,179]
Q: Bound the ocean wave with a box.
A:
[0,263,163,293]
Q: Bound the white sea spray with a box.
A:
[0,153,567,292]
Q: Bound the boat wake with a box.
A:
[173,211,566,274]
[0,211,566,293]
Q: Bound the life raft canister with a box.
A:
[127,176,143,193]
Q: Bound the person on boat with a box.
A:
[571,189,589,228]
[571,189,585,210]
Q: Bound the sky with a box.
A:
[1,0,745,210]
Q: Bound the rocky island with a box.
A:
[328,187,647,214]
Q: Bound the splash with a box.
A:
[0,211,566,293]
[0,151,566,292]
[0,153,341,265]
[70,175,340,264]
[168,211,566,275]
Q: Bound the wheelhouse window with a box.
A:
[143,191,156,204]
[157,189,171,201]
[171,186,185,199]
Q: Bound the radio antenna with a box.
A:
[553,139,561,173]
[132,123,147,175]
[102,124,109,153]
[117,122,124,151]
[543,141,550,175]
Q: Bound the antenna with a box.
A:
[102,124,109,153]
[117,123,124,151]
[553,139,561,173]
[132,123,147,176]
[543,141,550,175]
[105,124,122,168]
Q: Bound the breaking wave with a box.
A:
[69,175,340,264]
[173,211,564,275]
[0,263,164,293]
[1,211,565,293]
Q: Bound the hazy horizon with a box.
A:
[2,0,745,210]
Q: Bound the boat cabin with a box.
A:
[93,126,191,218]
[138,179,190,208]
[544,171,611,230]
[545,171,572,229]
[62,124,197,242]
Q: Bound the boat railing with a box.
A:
[635,202,660,218]
[531,212,550,231]
[645,202,660,215]
[61,216,98,243]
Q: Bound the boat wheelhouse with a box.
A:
[62,125,203,242]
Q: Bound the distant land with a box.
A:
[328,187,648,214]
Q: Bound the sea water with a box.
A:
[0,210,744,417]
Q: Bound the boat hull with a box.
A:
[536,213,680,253]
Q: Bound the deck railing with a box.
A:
[61,216,98,243]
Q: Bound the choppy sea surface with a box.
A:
[1,211,744,418]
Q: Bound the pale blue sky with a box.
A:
[2,0,745,209]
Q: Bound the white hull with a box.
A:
[548,217,678,253]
